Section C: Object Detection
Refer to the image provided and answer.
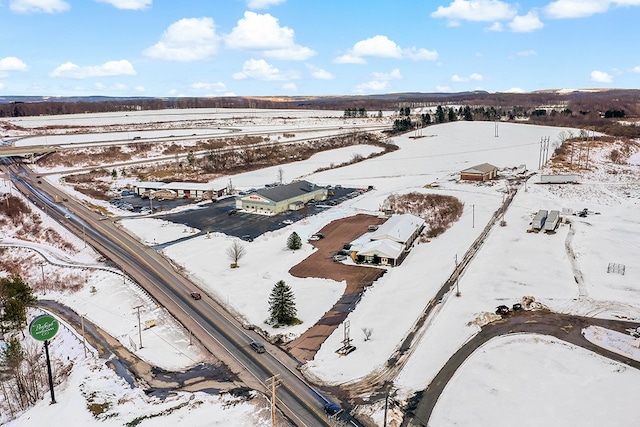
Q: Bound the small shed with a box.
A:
[460,163,498,182]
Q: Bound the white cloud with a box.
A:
[544,0,610,18]
[0,82,5,90]
[264,46,315,61]
[282,82,297,91]
[505,87,525,93]
[10,0,69,13]
[544,0,640,19]
[632,65,640,73]
[352,35,402,58]
[144,17,219,61]
[451,73,483,82]
[590,70,613,83]
[403,47,439,61]
[134,85,145,93]
[487,22,504,31]
[225,12,293,49]
[306,64,334,80]
[516,50,537,57]
[95,0,151,10]
[246,0,286,9]
[431,0,517,22]
[336,35,437,64]
[190,81,226,93]
[50,60,136,79]
[0,56,29,72]
[509,11,544,32]
[232,58,299,81]
[354,68,402,93]
[333,54,366,64]
[224,11,314,60]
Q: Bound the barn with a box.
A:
[236,180,327,215]
[460,163,498,182]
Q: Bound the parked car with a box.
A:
[496,305,510,315]
[249,340,265,353]
[190,292,202,300]
[333,254,347,262]
[282,219,294,225]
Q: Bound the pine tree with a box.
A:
[0,275,36,333]
[287,232,302,250]
[268,280,297,325]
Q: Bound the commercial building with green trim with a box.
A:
[236,180,327,215]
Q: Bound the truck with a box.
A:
[540,174,579,184]
[531,209,548,231]
[544,210,560,233]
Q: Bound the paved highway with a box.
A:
[3,158,358,427]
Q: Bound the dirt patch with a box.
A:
[286,214,388,362]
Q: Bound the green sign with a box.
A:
[29,314,59,341]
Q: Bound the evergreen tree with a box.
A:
[0,275,36,334]
[436,105,446,123]
[421,113,431,126]
[268,280,297,325]
[463,106,473,121]
[287,232,302,250]
[448,107,457,122]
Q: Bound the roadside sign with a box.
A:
[29,314,59,341]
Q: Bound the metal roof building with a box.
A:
[460,163,498,182]
[236,180,327,214]
[350,213,426,266]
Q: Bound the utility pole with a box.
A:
[472,204,475,229]
[455,254,461,296]
[81,314,87,358]
[40,262,45,294]
[134,305,143,349]
[383,384,390,427]
[266,375,280,427]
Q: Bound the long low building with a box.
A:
[236,180,327,215]
[133,181,225,199]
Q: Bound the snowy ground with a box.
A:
[2,110,640,426]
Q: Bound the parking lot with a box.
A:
[116,186,364,241]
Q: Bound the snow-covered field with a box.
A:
[2,110,640,426]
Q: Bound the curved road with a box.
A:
[402,309,640,426]
[3,158,356,427]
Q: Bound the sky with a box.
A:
[2,110,640,425]
[1,0,640,97]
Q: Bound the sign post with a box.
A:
[29,314,59,404]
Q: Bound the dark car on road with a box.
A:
[324,402,342,416]
[249,340,265,353]
[190,292,202,300]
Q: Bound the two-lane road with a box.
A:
[5,159,356,427]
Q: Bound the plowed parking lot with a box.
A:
[287,214,388,361]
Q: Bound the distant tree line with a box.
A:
[343,107,368,118]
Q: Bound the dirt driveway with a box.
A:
[287,214,388,362]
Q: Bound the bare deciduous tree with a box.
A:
[226,240,246,267]
[362,327,373,341]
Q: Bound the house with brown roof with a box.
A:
[460,163,498,182]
